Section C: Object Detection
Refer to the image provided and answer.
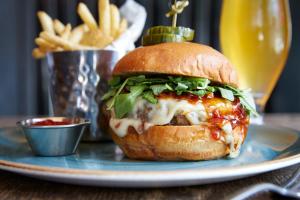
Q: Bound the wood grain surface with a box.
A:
[0,114,299,200]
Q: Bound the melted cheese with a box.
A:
[109,98,207,137]
[110,118,153,137]
[221,122,241,158]
[147,98,207,125]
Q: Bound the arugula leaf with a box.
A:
[168,76,182,83]
[104,75,258,117]
[150,84,173,95]
[165,83,173,90]
[218,87,234,101]
[239,97,258,116]
[107,78,129,109]
[224,85,245,96]
[196,78,210,88]
[108,76,121,86]
[176,82,189,90]
[150,85,167,95]
[224,85,258,116]
[174,81,189,95]
[127,75,146,85]
[238,90,259,116]
[184,77,210,89]
[189,90,206,97]
[114,85,145,118]
[101,88,117,101]
[206,86,216,92]
[143,91,158,104]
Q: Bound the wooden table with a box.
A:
[0,114,299,200]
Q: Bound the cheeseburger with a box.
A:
[102,42,257,161]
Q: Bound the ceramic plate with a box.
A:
[0,124,299,187]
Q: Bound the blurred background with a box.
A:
[0,0,299,116]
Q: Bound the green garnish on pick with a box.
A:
[146,26,194,41]
[166,0,189,27]
[141,0,192,46]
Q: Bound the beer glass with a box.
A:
[220,0,292,121]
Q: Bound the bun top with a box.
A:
[113,42,238,87]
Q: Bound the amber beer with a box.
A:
[220,0,291,109]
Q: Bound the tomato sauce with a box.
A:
[114,122,121,129]
[158,92,249,141]
[203,96,249,140]
[158,92,200,104]
[211,127,221,140]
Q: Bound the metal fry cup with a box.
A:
[46,50,119,141]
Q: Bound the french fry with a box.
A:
[35,38,56,50]
[110,4,120,38]
[77,24,89,32]
[40,31,75,50]
[32,48,46,59]
[77,3,98,30]
[33,1,128,59]
[81,29,113,48]
[76,45,98,50]
[38,46,51,52]
[61,23,72,40]
[99,0,111,36]
[53,19,65,35]
[40,31,95,51]
[69,25,86,43]
[117,18,128,38]
[54,47,64,52]
[37,11,54,34]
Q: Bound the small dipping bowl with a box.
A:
[17,117,90,156]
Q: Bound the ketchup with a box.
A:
[31,119,73,126]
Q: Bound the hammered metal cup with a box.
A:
[46,50,119,141]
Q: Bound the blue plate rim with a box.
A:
[0,124,299,182]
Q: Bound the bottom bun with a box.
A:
[110,123,247,161]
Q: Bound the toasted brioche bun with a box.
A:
[110,123,247,161]
[113,42,238,87]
